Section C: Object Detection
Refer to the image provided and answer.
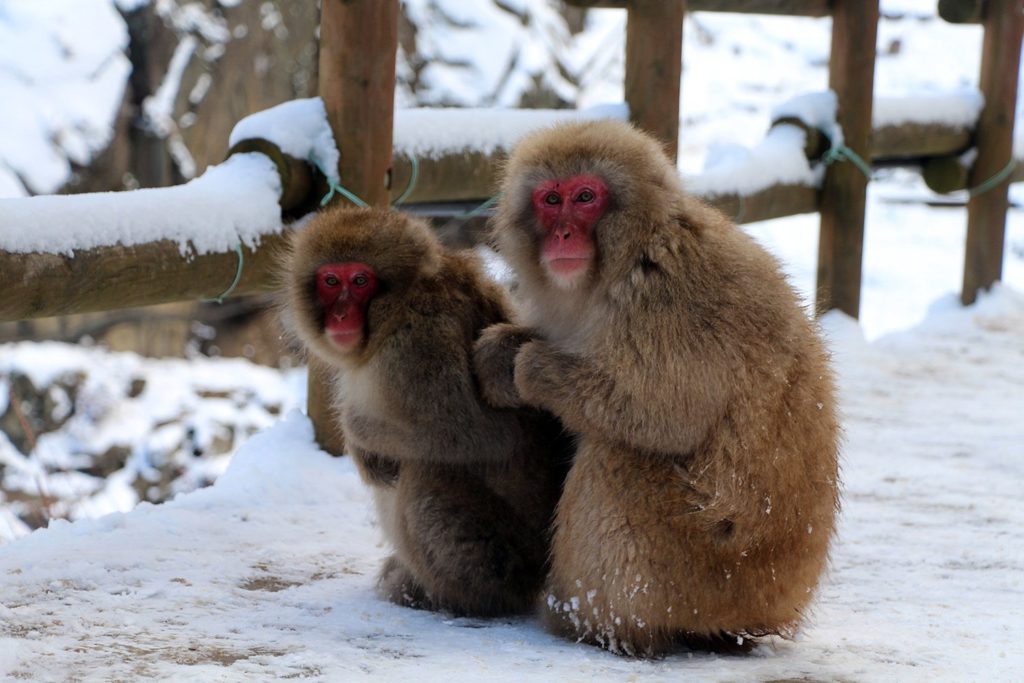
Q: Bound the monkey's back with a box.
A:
[363,250,568,615]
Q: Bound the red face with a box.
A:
[315,262,379,352]
[531,174,609,286]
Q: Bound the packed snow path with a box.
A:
[1,289,1022,681]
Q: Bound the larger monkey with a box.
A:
[474,120,840,655]
[284,207,568,616]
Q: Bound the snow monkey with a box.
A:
[283,207,569,616]
[473,120,840,655]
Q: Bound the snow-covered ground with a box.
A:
[2,0,1024,679]
[2,287,1022,681]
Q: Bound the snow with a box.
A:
[0,152,283,256]
[685,122,822,197]
[398,0,576,107]
[874,89,985,128]
[0,0,130,197]
[2,287,1023,680]
[0,342,298,533]
[392,104,628,158]
[227,98,340,181]
[770,91,840,142]
[3,2,1024,676]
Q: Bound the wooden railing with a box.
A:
[1,0,1021,452]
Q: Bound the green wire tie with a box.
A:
[462,193,500,218]
[822,143,874,180]
[967,157,1017,198]
[309,155,369,208]
[393,156,420,206]
[202,242,245,304]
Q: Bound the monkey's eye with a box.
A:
[544,191,561,205]
[324,274,340,287]
[352,274,369,287]
[575,189,595,203]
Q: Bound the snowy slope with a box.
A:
[2,287,1022,681]
[0,0,129,197]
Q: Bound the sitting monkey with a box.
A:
[475,120,841,655]
[283,207,569,616]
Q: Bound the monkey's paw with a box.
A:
[511,339,558,409]
[378,555,429,610]
[473,323,536,408]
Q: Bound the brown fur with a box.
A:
[474,120,840,655]
[283,207,570,616]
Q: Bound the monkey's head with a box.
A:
[496,119,684,292]
[283,207,442,366]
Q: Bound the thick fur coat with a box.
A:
[284,207,569,616]
[475,120,841,654]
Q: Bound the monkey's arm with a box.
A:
[513,340,729,455]
[472,323,539,408]
[346,337,528,465]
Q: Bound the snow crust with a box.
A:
[0,153,283,256]
[2,287,1023,679]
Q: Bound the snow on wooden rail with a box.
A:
[0,93,1018,322]
[564,0,831,16]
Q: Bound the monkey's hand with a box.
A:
[512,340,572,412]
[473,323,538,408]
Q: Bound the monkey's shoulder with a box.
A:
[404,252,512,330]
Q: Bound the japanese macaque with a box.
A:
[474,120,840,655]
[283,207,569,616]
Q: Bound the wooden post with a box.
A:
[815,0,879,317]
[624,0,685,160]
[961,0,1023,305]
[309,0,399,455]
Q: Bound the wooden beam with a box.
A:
[227,139,322,215]
[772,117,973,163]
[962,0,1023,304]
[816,0,879,318]
[937,0,985,24]
[309,0,400,455]
[564,0,830,15]
[625,0,685,160]
[923,154,1024,194]
[390,150,502,206]
[701,184,820,225]
[0,235,287,321]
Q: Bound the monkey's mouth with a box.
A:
[545,257,591,276]
[327,329,362,351]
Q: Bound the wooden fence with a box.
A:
[1,0,1022,451]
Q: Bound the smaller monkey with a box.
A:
[283,207,568,616]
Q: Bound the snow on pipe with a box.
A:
[765,89,1024,194]
[0,149,303,321]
